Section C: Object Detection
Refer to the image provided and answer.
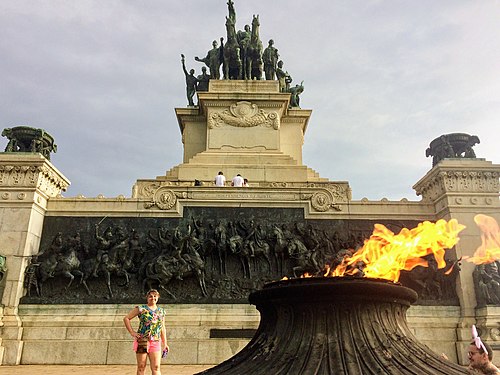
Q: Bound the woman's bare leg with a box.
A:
[136,352,148,375]
[149,350,162,375]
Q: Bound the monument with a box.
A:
[0,0,499,368]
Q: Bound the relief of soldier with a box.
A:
[24,217,455,305]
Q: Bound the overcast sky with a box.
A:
[1,1,499,201]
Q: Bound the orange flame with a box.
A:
[464,214,500,265]
[326,219,465,282]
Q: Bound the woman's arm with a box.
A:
[161,317,169,351]
[123,307,140,339]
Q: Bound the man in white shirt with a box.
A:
[231,174,244,187]
[214,171,226,187]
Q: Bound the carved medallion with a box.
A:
[209,101,280,129]
[311,191,331,212]
[154,188,177,210]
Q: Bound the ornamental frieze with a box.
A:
[415,169,499,202]
[140,183,349,212]
[0,164,68,195]
[208,101,280,129]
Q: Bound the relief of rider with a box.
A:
[243,220,267,257]
[92,224,114,277]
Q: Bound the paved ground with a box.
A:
[0,364,213,375]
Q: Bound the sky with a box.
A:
[1,0,499,201]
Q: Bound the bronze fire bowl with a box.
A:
[198,277,468,374]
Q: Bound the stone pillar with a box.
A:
[0,153,69,365]
[413,158,500,364]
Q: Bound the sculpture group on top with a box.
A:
[2,126,57,160]
[181,0,303,108]
[426,133,480,167]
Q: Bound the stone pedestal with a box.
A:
[0,153,69,364]
[413,158,500,364]
[134,80,326,191]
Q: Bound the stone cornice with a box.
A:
[413,160,500,204]
[0,154,70,197]
[138,184,350,213]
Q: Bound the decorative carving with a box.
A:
[310,192,331,212]
[0,255,6,283]
[139,183,161,199]
[155,188,177,210]
[415,169,499,202]
[473,261,500,307]
[144,187,188,210]
[302,190,343,212]
[0,163,68,196]
[209,101,280,129]
[23,209,436,305]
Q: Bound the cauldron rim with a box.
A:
[249,276,418,306]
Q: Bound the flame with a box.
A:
[464,214,500,265]
[326,219,465,282]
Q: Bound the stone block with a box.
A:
[106,340,136,364]
[22,327,67,340]
[165,340,200,364]
[1,339,23,365]
[21,340,108,364]
[0,231,26,256]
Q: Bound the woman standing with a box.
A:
[124,289,169,375]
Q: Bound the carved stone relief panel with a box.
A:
[21,207,456,306]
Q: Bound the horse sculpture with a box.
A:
[287,238,321,277]
[142,226,208,298]
[246,15,263,80]
[141,253,208,299]
[37,247,91,295]
[229,233,272,278]
[223,1,242,79]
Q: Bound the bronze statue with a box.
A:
[222,1,242,79]
[195,40,223,79]
[181,54,198,106]
[197,67,210,92]
[245,15,263,80]
[262,39,279,80]
[24,256,40,297]
[2,126,57,160]
[289,81,304,108]
[237,24,251,78]
[474,261,500,306]
[426,133,480,166]
[276,60,291,93]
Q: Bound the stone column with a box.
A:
[0,153,69,365]
[413,158,500,364]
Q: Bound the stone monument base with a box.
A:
[11,304,462,365]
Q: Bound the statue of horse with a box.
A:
[246,15,263,80]
[229,234,272,278]
[223,16,242,79]
[37,247,90,295]
[142,224,208,299]
[287,238,321,277]
[142,252,208,299]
